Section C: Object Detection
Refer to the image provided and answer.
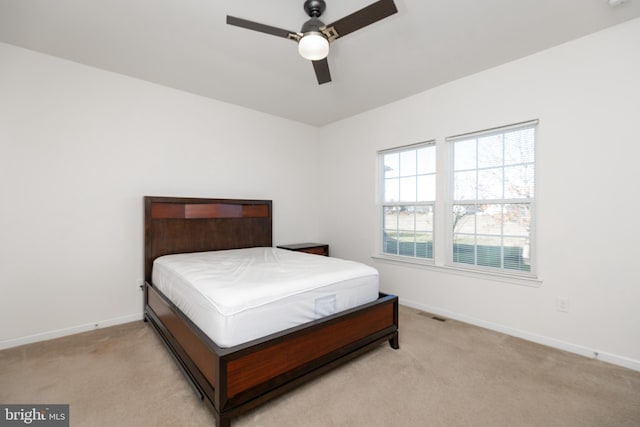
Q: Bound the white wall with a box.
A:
[0,43,321,347]
[318,18,640,370]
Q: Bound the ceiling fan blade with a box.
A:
[312,58,332,85]
[325,0,397,39]
[227,15,297,40]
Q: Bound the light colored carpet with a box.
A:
[1,306,639,426]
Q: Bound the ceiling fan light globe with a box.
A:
[298,33,329,60]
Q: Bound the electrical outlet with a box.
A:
[556,296,570,313]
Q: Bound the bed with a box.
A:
[143,196,399,427]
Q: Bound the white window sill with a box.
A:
[371,254,542,288]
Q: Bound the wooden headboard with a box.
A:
[144,196,272,283]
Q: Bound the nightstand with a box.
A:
[277,243,329,256]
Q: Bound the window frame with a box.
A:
[446,120,538,277]
[378,140,437,262]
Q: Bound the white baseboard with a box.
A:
[399,297,640,372]
[4,302,639,373]
[0,313,143,350]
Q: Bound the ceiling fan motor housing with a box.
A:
[304,0,326,18]
[301,17,325,34]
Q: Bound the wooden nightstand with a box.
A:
[277,243,329,256]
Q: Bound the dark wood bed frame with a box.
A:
[143,196,399,426]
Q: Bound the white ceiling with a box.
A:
[1,0,639,126]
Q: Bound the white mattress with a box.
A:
[152,247,379,348]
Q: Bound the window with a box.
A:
[448,121,537,274]
[379,142,436,259]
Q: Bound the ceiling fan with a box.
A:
[226,0,398,85]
